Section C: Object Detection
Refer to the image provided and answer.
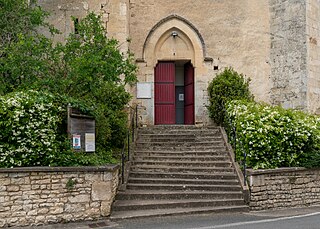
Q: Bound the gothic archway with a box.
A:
[142,14,206,68]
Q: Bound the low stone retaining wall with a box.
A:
[248,167,320,210]
[0,165,119,227]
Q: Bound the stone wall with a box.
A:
[269,0,308,110]
[306,0,320,114]
[248,168,320,211]
[39,0,130,52]
[0,166,119,228]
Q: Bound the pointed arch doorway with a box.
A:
[154,61,194,125]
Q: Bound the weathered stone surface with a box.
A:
[85,173,101,181]
[34,216,45,224]
[0,219,6,228]
[92,182,112,201]
[9,173,27,178]
[51,184,62,189]
[249,168,320,211]
[50,207,63,215]
[7,185,20,192]
[12,211,26,217]
[101,201,111,217]
[306,0,320,114]
[0,166,119,228]
[269,0,308,111]
[103,172,112,181]
[68,194,90,203]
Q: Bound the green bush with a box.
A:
[227,100,320,169]
[207,68,253,125]
[0,90,63,167]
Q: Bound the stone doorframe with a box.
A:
[136,14,213,126]
[142,14,207,68]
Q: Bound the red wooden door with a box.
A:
[184,62,195,125]
[155,62,175,125]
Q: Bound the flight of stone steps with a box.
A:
[110,125,248,219]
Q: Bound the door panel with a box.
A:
[155,62,175,125]
[155,84,175,103]
[175,86,185,124]
[184,62,195,125]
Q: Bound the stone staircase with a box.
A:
[110,126,248,219]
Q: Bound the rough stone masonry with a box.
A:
[248,168,320,211]
[0,166,119,228]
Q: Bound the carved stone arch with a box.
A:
[142,15,206,67]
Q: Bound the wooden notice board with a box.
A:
[68,106,95,152]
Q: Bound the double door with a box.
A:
[154,61,194,125]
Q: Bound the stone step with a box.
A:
[130,165,235,173]
[139,126,218,130]
[139,125,219,129]
[110,205,249,220]
[112,198,245,211]
[135,145,227,151]
[138,129,221,134]
[138,132,221,136]
[136,141,225,147]
[138,126,218,130]
[138,131,221,136]
[129,171,238,180]
[111,125,247,220]
[127,177,240,186]
[126,183,242,192]
[132,155,230,162]
[134,150,229,157]
[138,128,221,135]
[132,160,232,167]
[115,190,244,201]
[137,136,223,142]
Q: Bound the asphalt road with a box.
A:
[11,206,320,229]
[106,210,320,229]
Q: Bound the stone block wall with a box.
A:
[248,168,320,211]
[0,166,119,227]
[269,0,308,110]
[306,0,320,114]
[39,0,130,53]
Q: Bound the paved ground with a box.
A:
[11,206,320,229]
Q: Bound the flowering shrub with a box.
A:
[227,100,320,169]
[0,90,64,167]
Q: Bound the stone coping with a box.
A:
[0,164,119,173]
[247,167,315,176]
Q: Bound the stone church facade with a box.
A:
[39,0,320,126]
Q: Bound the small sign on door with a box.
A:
[179,94,184,101]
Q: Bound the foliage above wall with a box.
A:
[227,100,320,169]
